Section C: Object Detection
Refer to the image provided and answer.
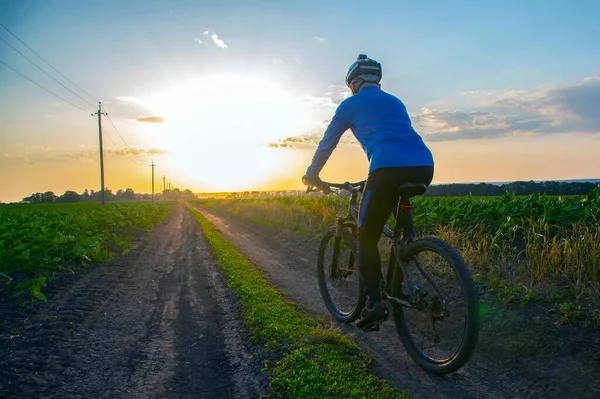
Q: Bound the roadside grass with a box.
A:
[193,191,600,324]
[186,204,406,399]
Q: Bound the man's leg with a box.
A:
[397,166,435,243]
[357,171,397,303]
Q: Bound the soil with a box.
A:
[0,203,268,399]
[193,206,600,399]
[2,201,599,399]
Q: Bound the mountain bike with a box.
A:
[308,180,479,374]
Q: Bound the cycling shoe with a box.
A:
[356,301,388,331]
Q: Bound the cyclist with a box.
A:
[303,54,434,330]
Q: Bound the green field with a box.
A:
[193,187,600,322]
[0,202,174,302]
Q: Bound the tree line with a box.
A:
[20,187,197,204]
[424,180,599,197]
[15,180,600,204]
[214,180,599,199]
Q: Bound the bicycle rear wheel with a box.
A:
[317,226,366,323]
[391,237,479,374]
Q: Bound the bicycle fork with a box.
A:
[329,217,356,279]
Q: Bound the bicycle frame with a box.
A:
[318,180,446,310]
[322,181,412,307]
[385,195,447,310]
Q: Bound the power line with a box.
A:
[105,112,129,147]
[0,23,98,103]
[0,34,96,108]
[104,131,119,148]
[0,59,90,113]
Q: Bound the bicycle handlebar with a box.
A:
[305,180,366,194]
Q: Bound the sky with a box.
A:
[1,0,599,202]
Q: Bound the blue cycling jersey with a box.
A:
[306,86,434,177]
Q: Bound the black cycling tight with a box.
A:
[358,166,434,302]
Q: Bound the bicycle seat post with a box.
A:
[393,182,426,240]
[393,196,407,239]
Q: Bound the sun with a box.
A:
[144,74,317,191]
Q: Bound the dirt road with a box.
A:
[196,206,600,399]
[0,203,265,398]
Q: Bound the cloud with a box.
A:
[266,129,359,149]
[414,77,600,141]
[203,30,228,49]
[314,36,326,42]
[53,146,168,160]
[116,96,142,104]
[414,109,545,142]
[262,77,600,147]
[2,145,168,164]
[267,135,321,149]
[135,116,164,124]
[105,147,168,156]
[1,153,27,160]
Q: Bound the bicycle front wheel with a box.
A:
[391,237,479,374]
[317,226,366,323]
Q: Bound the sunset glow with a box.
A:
[1,1,599,202]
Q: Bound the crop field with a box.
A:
[0,202,174,302]
[193,187,600,321]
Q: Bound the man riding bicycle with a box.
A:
[303,54,435,330]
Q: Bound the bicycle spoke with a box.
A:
[318,229,363,320]
[398,248,468,363]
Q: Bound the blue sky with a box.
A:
[1,0,599,201]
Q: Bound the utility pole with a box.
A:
[150,161,156,203]
[162,176,166,200]
[92,102,107,206]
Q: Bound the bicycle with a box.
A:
[307,180,479,374]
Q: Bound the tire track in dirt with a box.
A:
[194,206,552,399]
[0,203,266,398]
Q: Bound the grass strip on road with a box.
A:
[186,204,406,399]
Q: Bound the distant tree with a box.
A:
[22,192,42,203]
[123,188,135,200]
[104,188,115,201]
[82,189,90,201]
[424,181,597,197]
[57,190,81,203]
[41,191,57,203]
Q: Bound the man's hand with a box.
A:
[302,175,331,194]
[302,174,322,187]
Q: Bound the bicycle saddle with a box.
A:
[397,182,427,198]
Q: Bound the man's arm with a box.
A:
[306,101,351,177]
